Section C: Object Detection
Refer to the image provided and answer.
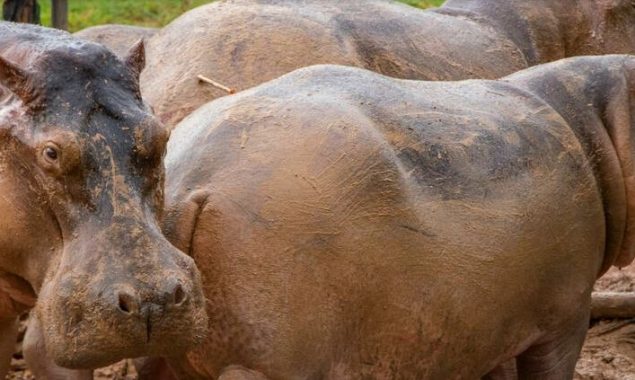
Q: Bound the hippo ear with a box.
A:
[0,55,36,104]
[124,39,146,81]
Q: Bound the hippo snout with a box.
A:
[36,226,208,369]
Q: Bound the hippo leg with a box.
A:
[218,365,269,380]
[134,357,177,380]
[23,315,93,380]
[483,359,518,379]
[0,316,19,379]
[516,316,589,380]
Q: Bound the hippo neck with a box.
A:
[507,57,635,275]
[440,0,587,66]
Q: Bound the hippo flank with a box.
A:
[157,55,635,379]
[0,22,207,378]
[141,0,635,127]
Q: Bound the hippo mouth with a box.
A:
[34,228,209,369]
[36,281,208,369]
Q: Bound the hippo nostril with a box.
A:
[173,284,186,306]
[117,291,139,314]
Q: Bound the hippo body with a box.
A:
[0,22,206,379]
[74,24,158,58]
[162,56,635,378]
[141,0,635,127]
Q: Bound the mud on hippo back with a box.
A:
[141,0,635,127]
[0,21,207,378]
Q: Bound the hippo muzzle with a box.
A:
[36,216,208,369]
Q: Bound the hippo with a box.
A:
[157,55,635,379]
[74,24,158,58]
[141,0,635,128]
[0,22,207,379]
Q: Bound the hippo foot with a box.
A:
[483,359,517,379]
[515,316,589,379]
[135,357,177,380]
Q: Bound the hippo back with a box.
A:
[141,0,527,127]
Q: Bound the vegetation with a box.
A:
[37,0,445,32]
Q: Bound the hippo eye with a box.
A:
[43,145,59,162]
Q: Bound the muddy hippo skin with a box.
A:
[141,0,635,128]
[159,55,635,379]
[0,22,207,378]
[74,24,158,58]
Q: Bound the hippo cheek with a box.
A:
[34,228,208,369]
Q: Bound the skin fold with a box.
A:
[0,22,207,379]
[160,55,635,379]
[139,0,635,128]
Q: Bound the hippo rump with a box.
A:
[159,55,635,379]
[0,22,207,378]
[74,24,158,58]
[141,0,635,127]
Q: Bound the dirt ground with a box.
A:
[574,265,635,379]
[6,267,635,379]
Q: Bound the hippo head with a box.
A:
[0,40,207,368]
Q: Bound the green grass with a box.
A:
[399,0,445,8]
[37,0,445,32]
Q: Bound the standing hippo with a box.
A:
[160,55,635,379]
[0,22,207,379]
[141,0,635,128]
[74,24,158,58]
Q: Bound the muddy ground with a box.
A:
[6,267,635,379]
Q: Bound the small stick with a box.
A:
[197,74,235,94]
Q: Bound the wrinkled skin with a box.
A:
[74,24,158,58]
[161,55,635,379]
[141,0,635,128]
[0,22,207,379]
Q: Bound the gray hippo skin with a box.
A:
[161,55,635,379]
[0,22,207,379]
[74,24,158,58]
[141,0,635,127]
